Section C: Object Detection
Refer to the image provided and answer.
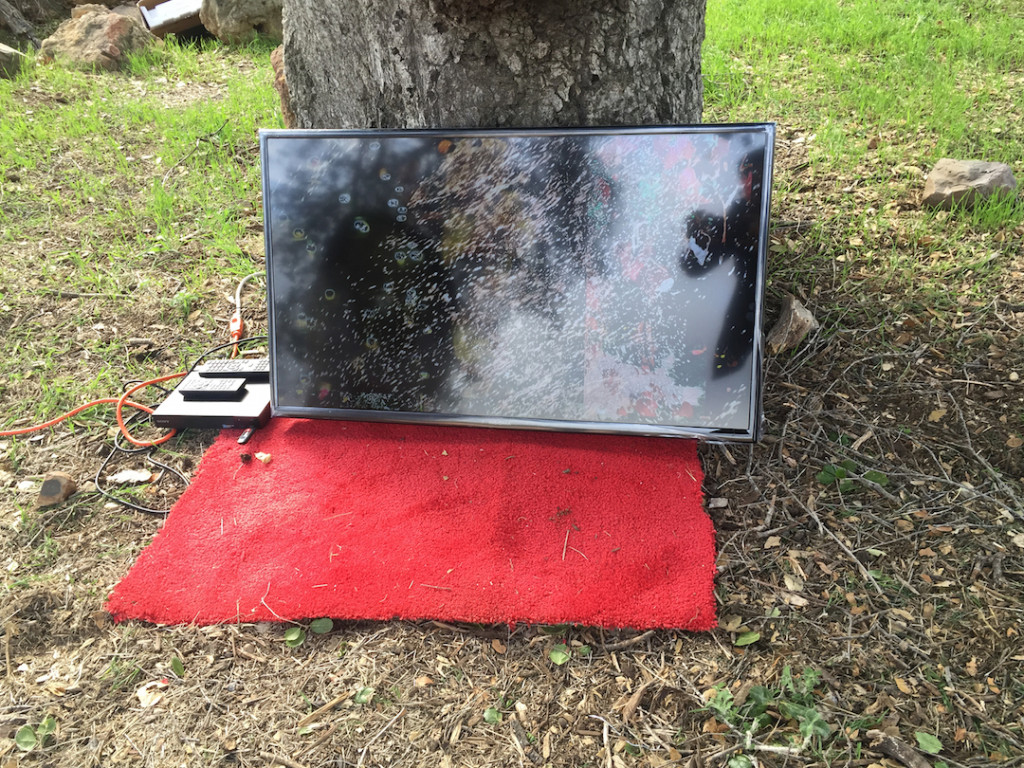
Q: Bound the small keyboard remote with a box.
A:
[194,358,270,381]
[179,373,248,401]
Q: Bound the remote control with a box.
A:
[179,373,248,401]
[194,358,270,381]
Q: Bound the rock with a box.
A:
[270,43,295,127]
[36,471,77,508]
[767,294,819,354]
[40,5,159,70]
[199,0,281,44]
[922,158,1018,210]
[0,42,27,77]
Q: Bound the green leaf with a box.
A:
[37,715,56,738]
[840,459,858,472]
[170,656,185,678]
[734,631,760,647]
[549,644,571,666]
[816,466,838,485]
[310,618,334,635]
[483,707,502,724]
[284,627,306,647]
[728,756,754,768]
[863,469,890,486]
[743,686,777,716]
[15,725,37,751]
[779,700,829,740]
[915,732,943,755]
[577,644,592,656]
[838,478,855,493]
[354,686,375,705]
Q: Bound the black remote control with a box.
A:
[179,373,248,401]
[194,358,270,381]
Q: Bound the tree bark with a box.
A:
[0,0,40,45]
[283,0,705,130]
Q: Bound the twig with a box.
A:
[356,707,406,768]
[790,494,884,595]
[599,629,657,652]
[161,120,229,187]
[296,692,351,729]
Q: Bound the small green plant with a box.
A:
[309,617,334,634]
[284,626,306,648]
[483,706,502,724]
[704,666,830,756]
[817,459,890,494]
[15,715,57,752]
[549,643,571,666]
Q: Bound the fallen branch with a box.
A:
[865,730,931,768]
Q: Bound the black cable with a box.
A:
[96,335,268,516]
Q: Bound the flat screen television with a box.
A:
[260,124,774,441]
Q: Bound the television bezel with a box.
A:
[260,123,775,442]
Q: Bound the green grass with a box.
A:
[705,0,1024,325]
[0,36,279,414]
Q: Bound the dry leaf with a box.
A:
[764,536,782,549]
[965,657,978,677]
[1007,436,1023,449]
[491,638,507,655]
[254,452,272,464]
[414,675,434,687]
[137,679,168,708]
[107,468,155,485]
[928,408,947,422]
[894,677,915,695]
[784,574,804,591]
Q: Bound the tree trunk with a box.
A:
[283,0,705,130]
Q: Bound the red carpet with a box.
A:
[107,419,716,630]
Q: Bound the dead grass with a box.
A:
[2,21,1024,768]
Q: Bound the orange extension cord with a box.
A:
[0,372,187,448]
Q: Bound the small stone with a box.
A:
[36,471,77,508]
[0,43,27,79]
[922,158,1018,210]
[767,294,819,354]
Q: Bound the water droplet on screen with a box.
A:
[395,185,404,193]
[305,240,317,253]
[396,215,407,222]
[338,193,351,204]
[387,198,399,208]
[354,218,370,234]
[292,228,306,240]
[379,169,391,181]
[324,288,336,300]
[369,141,381,151]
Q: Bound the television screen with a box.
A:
[261,124,774,440]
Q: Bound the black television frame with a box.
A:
[261,124,774,441]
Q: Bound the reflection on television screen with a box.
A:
[262,125,774,440]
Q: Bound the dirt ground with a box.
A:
[2,42,1024,768]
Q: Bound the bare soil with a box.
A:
[2,51,1023,768]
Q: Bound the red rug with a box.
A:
[107,418,716,630]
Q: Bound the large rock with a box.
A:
[922,158,1018,210]
[40,5,159,70]
[199,0,281,44]
[0,42,27,77]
